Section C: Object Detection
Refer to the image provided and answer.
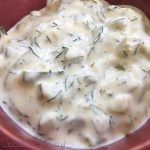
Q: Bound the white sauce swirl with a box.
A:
[0,0,150,148]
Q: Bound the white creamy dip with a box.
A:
[0,0,150,148]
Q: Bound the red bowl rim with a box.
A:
[0,108,150,150]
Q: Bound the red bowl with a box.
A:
[0,0,150,149]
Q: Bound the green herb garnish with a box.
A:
[56,115,68,121]
[28,46,40,59]
[47,90,62,102]
[115,65,125,71]
[55,47,69,59]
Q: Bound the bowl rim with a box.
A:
[0,108,150,150]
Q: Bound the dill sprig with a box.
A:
[38,84,44,99]
[56,115,68,121]
[46,35,52,44]
[88,47,95,56]
[53,22,58,26]
[115,65,125,71]
[123,50,128,57]
[34,37,40,48]
[55,47,69,59]
[100,89,106,95]
[47,90,62,102]
[35,30,41,34]
[134,44,141,55]
[109,116,114,129]
[28,46,40,59]
[93,27,103,45]
[64,76,68,91]
[141,68,150,75]
[131,17,138,22]
[89,104,107,116]
[17,36,27,42]
[75,76,81,85]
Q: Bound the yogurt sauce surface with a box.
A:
[0,0,150,148]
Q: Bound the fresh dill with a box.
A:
[53,22,58,26]
[56,115,68,121]
[109,116,113,129]
[34,37,40,48]
[131,17,138,22]
[46,35,52,44]
[55,47,69,59]
[64,76,68,91]
[115,65,125,71]
[93,27,103,44]
[88,47,95,56]
[47,90,62,102]
[76,76,81,85]
[99,89,106,95]
[28,46,40,59]
[123,50,128,57]
[2,101,7,105]
[17,36,27,42]
[134,44,141,55]
[38,84,44,99]
[141,68,150,75]
[35,30,41,34]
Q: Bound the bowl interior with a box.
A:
[0,0,150,149]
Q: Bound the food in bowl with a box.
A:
[0,0,150,148]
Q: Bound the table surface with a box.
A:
[0,0,150,150]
